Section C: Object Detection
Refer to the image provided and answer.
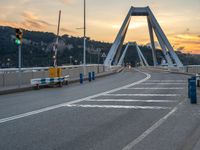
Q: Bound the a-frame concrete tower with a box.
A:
[104,6,183,67]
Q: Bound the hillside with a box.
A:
[0,26,200,68]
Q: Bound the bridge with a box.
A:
[0,6,200,150]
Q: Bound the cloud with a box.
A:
[168,33,200,54]
[0,11,74,35]
[57,0,72,4]
[22,11,39,20]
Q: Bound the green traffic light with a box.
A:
[15,39,21,45]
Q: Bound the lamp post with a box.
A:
[83,0,86,75]
[69,56,73,65]
[97,48,101,73]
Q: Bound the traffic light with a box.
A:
[15,28,23,45]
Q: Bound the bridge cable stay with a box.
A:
[117,42,149,67]
[147,17,158,66]
[104,6,183,68]
[136,45,145,66]
[135,43,149,66]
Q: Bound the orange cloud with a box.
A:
[0,11,74,34]
[169,33,200,54]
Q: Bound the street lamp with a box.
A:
[69,56,73,65]
[76,0,87,74]
[97,48,101,73]
[74,60,78,65]
[83,0,86,75]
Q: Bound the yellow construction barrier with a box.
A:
[49,67,62,78]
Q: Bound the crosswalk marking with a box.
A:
[125,87,184,90]
[65,104,171,110]
[140,83,186,85]
[86,99,178,103]
[104,94,180,97]
[147,80,186,82]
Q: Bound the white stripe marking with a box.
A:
[0,69,151,124]
[122,101,184,150]
[147,80,186,82]
[104,94,180,97]
[141,83,186,85]
[125,87,184,90]
[65,104,171,110]
[86,99,177,103]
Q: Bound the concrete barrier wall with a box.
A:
[0,65,107,88]
[186,66,200,74]
[143,65,200,75]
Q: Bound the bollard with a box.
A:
[188,78,192,98]
[191,76,196,82]
[189,79,197,104]
[80,73,83,84]
[198,80,200,87]
[88,72,92,82]
[92,72,95,80]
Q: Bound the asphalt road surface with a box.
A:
[0,68,200,150]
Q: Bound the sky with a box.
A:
[0,0,200,54]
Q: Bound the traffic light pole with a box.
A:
[18,45,22,87]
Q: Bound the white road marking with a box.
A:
[122,101,184,150]
[125,87,184,90]
[147,80,186,82]
[86,99,178,103]
[65,104,171,110]
[141,83,186,85]
[0,69,151,124]
[104,94,180,97]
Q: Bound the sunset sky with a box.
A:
[0,0,200,54]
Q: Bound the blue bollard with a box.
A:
[80,73,83,84]
[92,72,95,80]
[88,72,92,82]
[189,79,197,104]
[191,76,196,80]
[188,78,192,98]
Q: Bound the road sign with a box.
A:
[101,52,107,58]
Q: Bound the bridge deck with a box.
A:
[0,68,199,150]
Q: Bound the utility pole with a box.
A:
[54,10,61,67]
[83,0,86,75]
